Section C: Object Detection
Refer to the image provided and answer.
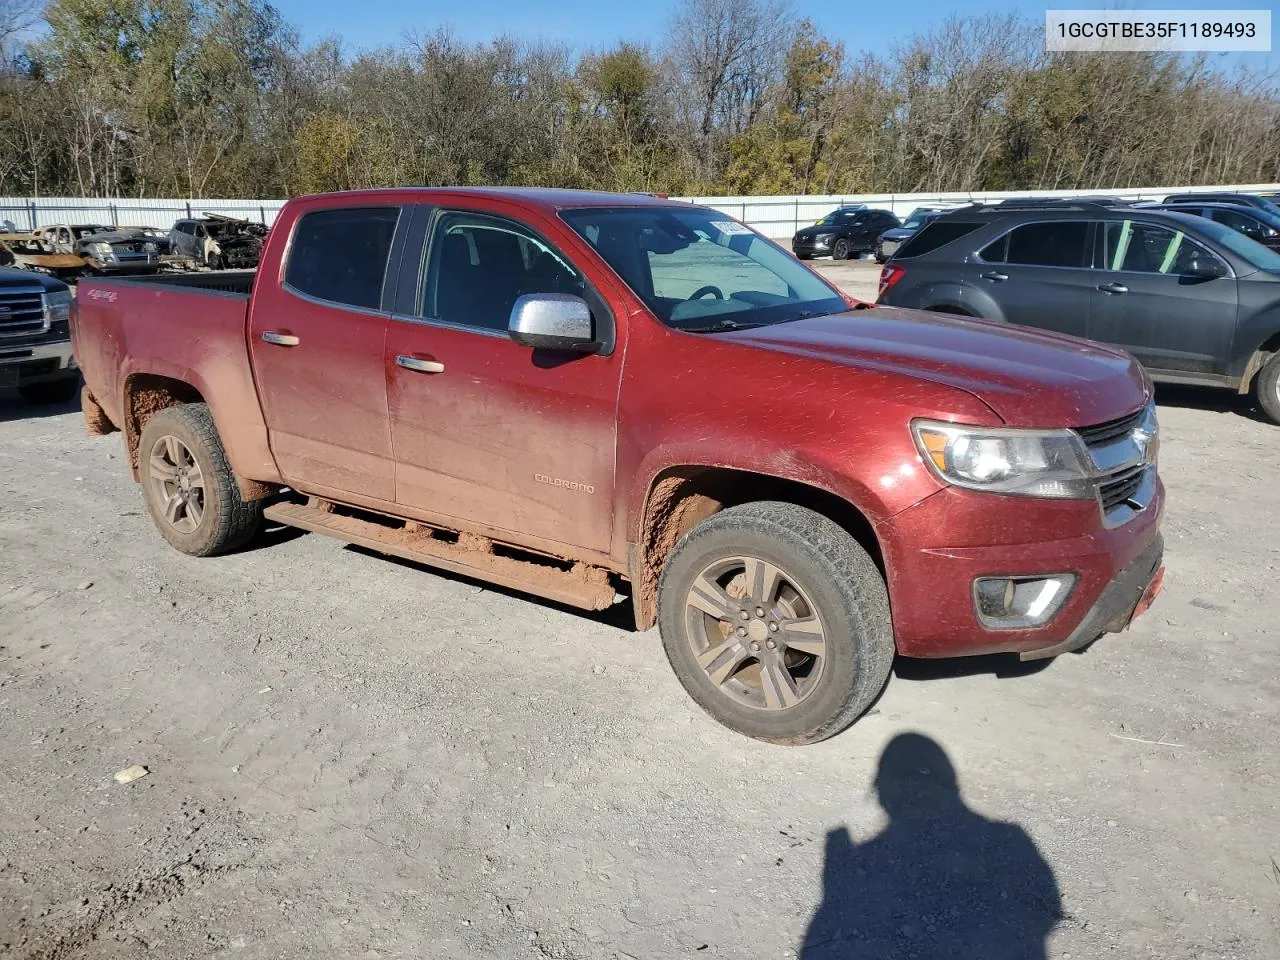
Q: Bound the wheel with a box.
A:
[657,501,894,745]
[831,238,850,261]
[18,375,81,405]
[874,251,886,264]
[138,403,262,556]
[207,252,223,270]
[1256,352,1280,424]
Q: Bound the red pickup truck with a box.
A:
[72,188,1165,744]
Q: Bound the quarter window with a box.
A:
[285,207,400,310]
[421,212,585,330]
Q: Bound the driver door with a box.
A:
[384,205,622,554]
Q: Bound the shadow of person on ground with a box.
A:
[800,733,1062,959]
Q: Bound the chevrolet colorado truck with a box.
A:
[71,188,1165,744]
[0,267,79,403]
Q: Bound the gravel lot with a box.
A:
[2,263,1278,959]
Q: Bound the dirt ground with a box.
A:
[2,268,1278,958]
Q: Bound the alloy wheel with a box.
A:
[147,435,205,534]
[682,555,828,711]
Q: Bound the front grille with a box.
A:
[1077,407,1145,447]
[0,286,48,338]
[1098,465,1145,511]
[1075,404,1157,526]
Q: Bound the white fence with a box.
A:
[3,183,1279,241]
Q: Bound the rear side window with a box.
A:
[286,207,400,310]
[894,220,983,259]
[983,221,1089,268]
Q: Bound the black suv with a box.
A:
[1145,202,1280,252]
[792,208,900,260]
[1161,192,1280,218]
[876,200,1280,422]
[0,267,80,404]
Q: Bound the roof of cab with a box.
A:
[290,186,695,212]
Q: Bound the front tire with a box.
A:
[657,502,894,745]
[138,403,262,556]
[1254,352,1280,424]
[831,238,850,261]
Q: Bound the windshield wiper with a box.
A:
[677,318,767,333]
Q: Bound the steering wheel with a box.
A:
[690,285,724,300]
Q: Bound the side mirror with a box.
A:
[1185,255,1226,279]
[508,293,598,352]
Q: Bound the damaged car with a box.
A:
[170,214,266,269]
[0,232,86,281]
[36,224,162,275]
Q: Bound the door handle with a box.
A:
[396,355,445,374]
[1097,282,1129,295]
[979,271,1009,282]
[261,331,300,347]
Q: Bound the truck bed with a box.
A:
[72,268,278,484]
[92,269,256,298]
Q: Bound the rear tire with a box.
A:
[18,375,81,405]
[1255,352,1280,424]
[657,501,894,745]
[138,403,262,556]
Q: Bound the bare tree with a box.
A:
[665,0,792,176]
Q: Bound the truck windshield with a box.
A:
[560,207,847,332]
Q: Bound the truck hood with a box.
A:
[718,306,1149,428]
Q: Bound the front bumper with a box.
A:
[1018,534,1163,660]
[89,255,160,274]
[0,338,77,386]
[792,238,831,257]
[880,478,1165,659]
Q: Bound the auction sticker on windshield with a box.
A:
[711,221,754,236]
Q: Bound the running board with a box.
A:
[263,500,616,611]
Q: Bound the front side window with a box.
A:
[982,221,1090,268]
[285,206,400,310]
[1099,220,1225,275]
[1210,208,1271,240]
[562,206,844,332]
[421,212,585,330]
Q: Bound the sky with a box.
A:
[269,0,1275,70]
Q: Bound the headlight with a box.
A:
[912,420,1095,499]
[90,242,114,257]
[143,242,157,252]
[43,288,72,324]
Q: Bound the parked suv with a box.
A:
[792,208,900,260]
[1161,192,1280,217]
[1146,202,1280,252]
[0,267,79,404]
[877,201,1280,423]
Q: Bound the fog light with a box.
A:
[973,574,1075,629]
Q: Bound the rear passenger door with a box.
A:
[1087,219,1237,376]
[249,205,402,500]
[384,204,622,555]
[972,220,1092,338]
